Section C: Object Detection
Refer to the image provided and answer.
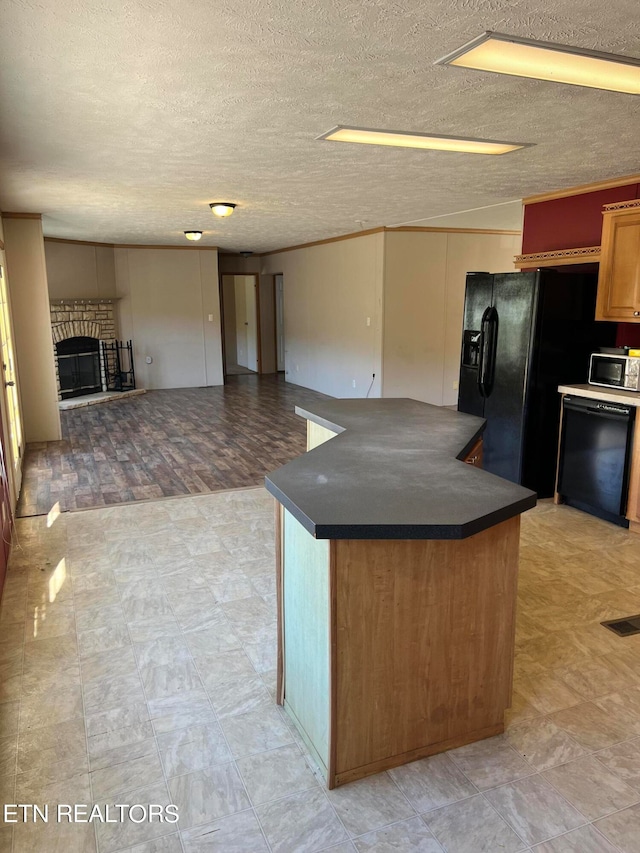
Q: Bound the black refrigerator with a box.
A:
[458,270,617,498]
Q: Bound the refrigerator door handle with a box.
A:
[478,306,498,398]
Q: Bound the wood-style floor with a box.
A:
[17,375,329,517]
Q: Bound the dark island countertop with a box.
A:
[265,398,537,540]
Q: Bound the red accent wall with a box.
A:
[522,182,640,347]
[522,185,640,254]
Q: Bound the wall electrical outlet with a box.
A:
[352,379,356,388]
[366,317,371,327]
[452,379,459,390]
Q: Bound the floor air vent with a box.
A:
[602,616,640,637]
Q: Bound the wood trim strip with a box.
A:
[50,298,120,305]
[45,237,116,247]
[625,419,640,525]
[523,173,640,205]
[261,225,521,257]
[602,199,640,213]
[514,245,601,269]
[388,226,521,235]
[275,500,285,705]
[1,212,42,220]
[327,539,338,789]
[260,227,385,257]
[44,236,219,250]
[114,243,219,251]
[554,394,566,506]
[254,274,263,374]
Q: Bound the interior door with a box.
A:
[0,263,22,502]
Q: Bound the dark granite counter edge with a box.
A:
[268,477,536,540]
[295,406,346,436]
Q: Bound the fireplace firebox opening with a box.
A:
[55,336,102,400]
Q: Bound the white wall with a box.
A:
[2,216,61,442]
[382,230,522,406]
[115,248,223,390]
[261,234,384,398]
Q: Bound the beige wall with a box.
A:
[218,254,260,275]
[261,234,384,398]
[2,217,61,442]
[45,240,116,298]
[382,230,522,406]
[115,248,223,390]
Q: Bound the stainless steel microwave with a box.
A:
[589,353,640,391]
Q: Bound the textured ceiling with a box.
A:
[1,0,639,252]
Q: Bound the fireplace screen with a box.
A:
[56,336,101,399]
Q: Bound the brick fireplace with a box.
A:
[50,298,118,401]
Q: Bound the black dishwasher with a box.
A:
[557,395,635,526]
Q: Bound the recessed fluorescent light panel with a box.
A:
[318,126,528,155]
[435,31,640,95]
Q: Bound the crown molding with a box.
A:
[45,236,115,248]
[388,226,521,236]
[259,227,385,257]
[523,173,640,205]
[1,212,42,219]
[44,236,218,250]
[261,225,520,256]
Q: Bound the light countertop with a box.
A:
[558,384,640,407]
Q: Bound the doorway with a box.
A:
[274,273,285,373]
[0,262,23,504]
[221,274,261,376]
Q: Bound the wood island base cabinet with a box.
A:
[275,503,520,788]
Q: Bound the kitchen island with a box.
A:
[265,399,536,788]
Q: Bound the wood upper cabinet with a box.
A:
[596,200,640,322]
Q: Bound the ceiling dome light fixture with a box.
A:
[210,202,236,217]
[184,231,203,241]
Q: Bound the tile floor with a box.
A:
[1,492,640,852]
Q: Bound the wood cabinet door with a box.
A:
[596,209,640,321]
